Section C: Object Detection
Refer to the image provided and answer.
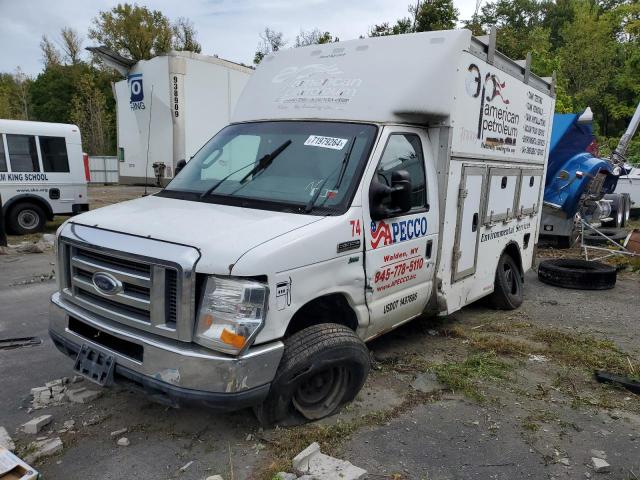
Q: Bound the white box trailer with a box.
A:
[50,30,555,424]
[96,49,253,184]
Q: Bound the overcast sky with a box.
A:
[0,0,478,76]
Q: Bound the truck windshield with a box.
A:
[163,121,377,214]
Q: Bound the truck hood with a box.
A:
[70,194,323,274]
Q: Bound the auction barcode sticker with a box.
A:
[304,135,348,150]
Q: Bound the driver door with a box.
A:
[362,127,437,338]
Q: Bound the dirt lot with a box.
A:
[1,185,638,479]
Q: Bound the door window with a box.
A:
[6,135,40,172]
[0,136,6,172]
[39,136,70,172]
[375,134,426,210]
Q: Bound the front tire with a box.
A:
[254,323,370,426]
[487,252,523,310]
[7,202,46,235]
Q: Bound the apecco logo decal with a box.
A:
[272,64,343,83]
[128,73,145,110]
[370,217,428,249]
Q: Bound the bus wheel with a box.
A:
[8,203,46,235]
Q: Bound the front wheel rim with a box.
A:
[17,210,39,230]
[292,366,349,420]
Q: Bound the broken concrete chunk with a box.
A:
[30,387,49,396]
[24,437,63,464]
[558,457,571,466]
[117,437,130,447]
[410,372,444,394]
[590,449,607,460]
[45,379,64,388]
[22,415,53,434]
[179,460,194,472]
[67,388,101,404]
[0,426,15,452]
[293,442,367,480]
[205,476,224,480]
[110,428,128,437]
[591,457,611,473]
[71,375,84,383]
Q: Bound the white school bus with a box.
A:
[0,120,89,235]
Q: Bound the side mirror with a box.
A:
[369,169,412,221]
[175,159,187,176]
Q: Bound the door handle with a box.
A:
[426,239,433,259]
[472,213,479,232]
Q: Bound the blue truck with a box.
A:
[540,104,639,247]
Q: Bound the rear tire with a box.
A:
[621,194,631,227]
[538,259,616,290]
[7,202,46,235]
[253,323,370,426]
[487,252,523,310]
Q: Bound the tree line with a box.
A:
[0,1,638,163]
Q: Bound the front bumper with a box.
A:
[49,292,284,409]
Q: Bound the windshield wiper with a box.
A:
[199,139,291,199]
[239,139,292,184]
[304,136,357,213]
[199,161,254,198]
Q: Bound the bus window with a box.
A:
[40,136,70,172]
[6,135,40,172]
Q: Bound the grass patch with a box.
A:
[532,329,631,373]
[432,352,513,402]
[470,335,540,356]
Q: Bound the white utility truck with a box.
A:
[0,119,89,234]
[90,48,253,185]
[50,29,554,424]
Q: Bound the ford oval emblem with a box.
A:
[92,272,123,296]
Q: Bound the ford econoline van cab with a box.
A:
[49,30,555,424]
[0,120,89,234]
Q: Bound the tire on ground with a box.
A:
[254,323,370,426]
[537,259,616,290]
[487,251,523,310]
[582,227,628,246]
[7,202,46,235]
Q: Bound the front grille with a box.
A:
[61,242,184,341]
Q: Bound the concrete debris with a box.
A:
[293,442,367,480]
[528,354,549,363]
[179,460,194,472]
[0,426,15,452]
[67,388,102,404]
[71,376,84,383]
[16,241,49,254]
[205,476,224,480]
[590,457,611,473]
[24,437,63,464]
[31,378,76,408]
[110,428,128,437]
[275,473,297,480]
[558,458,571,466]
[410,372,444,394]
[590,449,607,460]
[22,415,53,434]
[42,234,56,245]
[63,420,75,430]
[117,437,130,447]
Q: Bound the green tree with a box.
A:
[369,18,413,36]
[254,27,285,64]
[0,70,31,120]
[173,17,202,53]
[413,0,459,32]
[40,35,62,68]
[70,74,114,155]
[295,28,339,47]
[89,4,173,61]
[61,27,83,65]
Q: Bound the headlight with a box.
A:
[194,276,268,354]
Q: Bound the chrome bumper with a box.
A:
[49,292,284,407]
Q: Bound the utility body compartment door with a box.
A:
[361,126,438,339]
[452,165,486,282]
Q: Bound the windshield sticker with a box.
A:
[304,135,348,150]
